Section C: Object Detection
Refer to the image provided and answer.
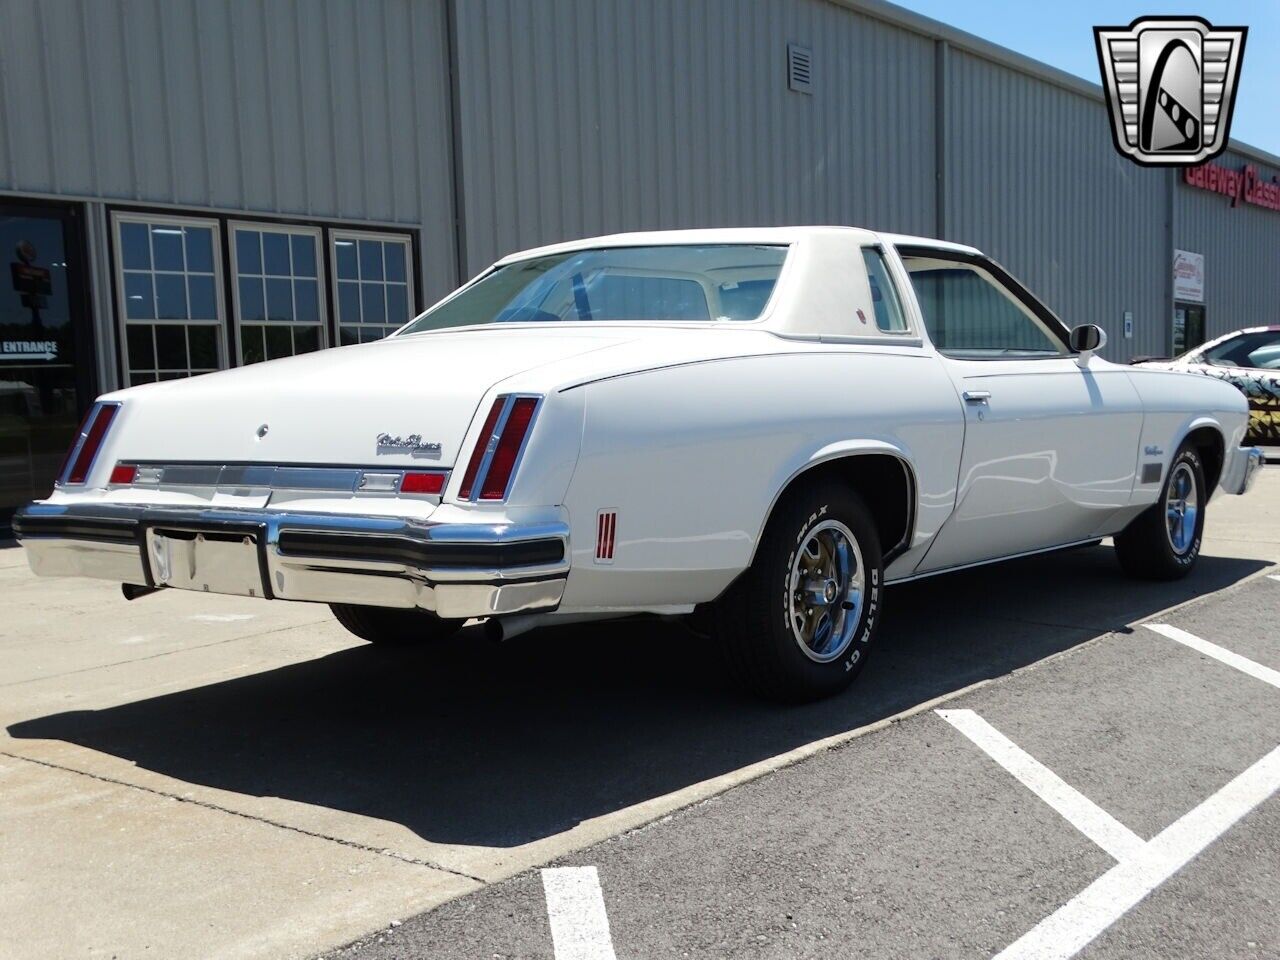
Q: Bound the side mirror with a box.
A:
[1069,323,1107,366]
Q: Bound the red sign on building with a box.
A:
[1183,161,1280,212]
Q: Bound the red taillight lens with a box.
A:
[400,471,446,495]
[109,463,137,485]
[63,404,120,485]
[479,397,538,500]
[55,406,96,483]
[457,399,506,499]
[457,395,542,501]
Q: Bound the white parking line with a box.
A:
[936,710,1145,862]
[1144,623,1280,689]
[541,867,618,960]
[1268,574,1280,583]
[993,744,1280,960]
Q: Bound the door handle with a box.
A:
[963,390,992,403]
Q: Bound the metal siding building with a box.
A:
[0,0,1277,520]
[1176,146,1280,344]
[450,0,939,270]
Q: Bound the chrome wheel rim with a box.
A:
[1165,462,1199,556]
[788,519,865,663]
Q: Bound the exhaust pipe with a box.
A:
[484,615,541,643]
[121,583,161,601]
[484,612,616,642]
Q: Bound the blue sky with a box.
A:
[892,1,1279,157]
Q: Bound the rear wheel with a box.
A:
[1114,441,1206,580]
[329,604,463,646]
[711,480,883,702]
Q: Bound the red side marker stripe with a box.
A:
[596,511,617,561]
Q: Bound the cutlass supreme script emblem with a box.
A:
[376,433,442,456]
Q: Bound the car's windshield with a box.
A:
[1190,330,1280,369]
[399,244,789,334]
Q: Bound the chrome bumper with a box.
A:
[12,502,569,619]
[1221,445,1265,496]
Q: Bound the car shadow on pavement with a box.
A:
[7,545,1270,848]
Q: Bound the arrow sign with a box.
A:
[0,350,56,361]
[1,340,58,361]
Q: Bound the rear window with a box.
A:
[399,244,788,333]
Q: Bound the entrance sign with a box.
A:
[1,340,58,361]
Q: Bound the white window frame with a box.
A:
[329,228,416,343]
[111,211,227,386]
[228,221,329,364]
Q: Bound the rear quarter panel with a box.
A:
[557,349,963,612]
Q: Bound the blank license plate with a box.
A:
[146,529,268,598]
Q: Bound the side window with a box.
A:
[899,255,1065,358]
[1201,337,1247,367]
[861,248,908,333]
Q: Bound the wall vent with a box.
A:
[787,43,813,94]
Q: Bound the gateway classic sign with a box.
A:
[1183,161,1280,213]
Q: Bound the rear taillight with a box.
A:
[400,471,446,495]
[457,399,505,499]
[59,403,121,486]
[480,397,538,499]
[109,463,138,485]
[54,406,95,482]
[457,395,541,502]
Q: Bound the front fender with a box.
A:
[1125,367,1249,506]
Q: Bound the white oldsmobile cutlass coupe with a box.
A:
[15,228,1265,701]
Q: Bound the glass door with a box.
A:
[0,201,95,527]
[1172,303,1206,357]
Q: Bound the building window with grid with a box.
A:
[231,224,326,364]
[332,231,414,344]
[114,214,224,384]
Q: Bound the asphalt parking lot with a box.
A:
[2,471,1278,960]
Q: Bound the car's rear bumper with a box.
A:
[12,501,569,619]
[1220,445,1265,496]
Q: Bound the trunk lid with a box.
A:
[105,329,631,468]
